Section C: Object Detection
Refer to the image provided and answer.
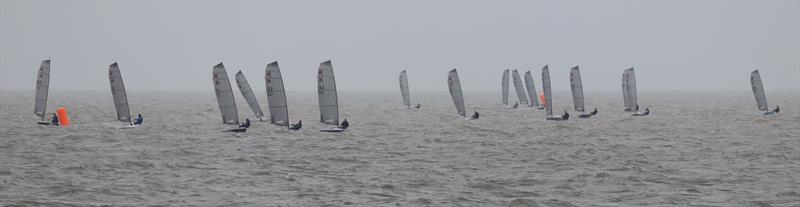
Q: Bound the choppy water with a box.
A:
[1,90,799,206]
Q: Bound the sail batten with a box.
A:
[235,70,265,120]
[34,59,51,121]
[570,66,585,112]
[108,62,132,123]
[265,61,290,126]
[542,65,553,117]
[317,60,339,125]
[399,70,411,108]
[751,70,768,111]
[501,69,509,105]
[524,71,539,107]
[512,69,529,105]
[448,69,466,117]
[212,63,239,125]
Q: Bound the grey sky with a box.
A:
[1,1,798,91]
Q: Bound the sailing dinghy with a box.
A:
[501,69,509,106]
[751,70,779,115]
[318,60,345,132]
[448,69,475,119]
[399,70,412,109]
[265,61,296,129]
[212,63,245,132]
[34,59,52,125]
[524,71,543,109]
[622,68,648,116]
[542,65,568,121]
[235,70,266,121]
[570,66,596,118]
[512,69,529,107]
[108,62,138,127]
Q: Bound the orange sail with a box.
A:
[57,107,70,127]
[538,91,546,107]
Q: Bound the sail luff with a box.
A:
[265,61,290,126]
[751,70,768,111]
[541,65,553,117]
[399,70,411,108]
[235,70,265,119]
[108,62,132,123]
[512,69,529,105]
[34,59,51,121]
[622,70,630,111]
[524,71,539,107]
[570,66,585,112]
[317,60,339,125]
[212,63,239,125]
[448,69,466,117]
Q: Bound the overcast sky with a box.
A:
[1,1,798,91]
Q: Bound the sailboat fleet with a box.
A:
[32,58,782,131]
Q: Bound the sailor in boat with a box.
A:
[578,108,596,118]
[513,102,518,109]
[339,119,349,129]
[289,120,302,130]
[50,113,59,126]
[414,103,421,109]
[633,108,650,116]
[471,111,480,120]
[240,118,251,129]
[764,105,779,115]
[562,110,570,120]
[133,114,143,125]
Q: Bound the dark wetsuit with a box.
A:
[590,108,598,116]
[562,111,570,120]
[414,103,421,109]
[51,115,59,126]
[289,120,302,130]
[339,119,349,129]
[133,115,143,125]
[471,112,480,120]
[239,119,251,129]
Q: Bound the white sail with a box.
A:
[541,65,554,117]
[34,59,51,121]
[265,61,290,126]
[512,69,528,105]
[622,70,630,111]
[448,69,466,117]
[501,69,509,105]
[524,71,539,107]
[570,66,585,112]
[317,60,339,125]
[212,63,239,125]
[624,68,638,111]
[108,62,131,123]
[399,70,411,108]
[750,70,768,111]
[235,70,265,120]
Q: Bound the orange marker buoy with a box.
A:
[57,107,70,127]
[538,91,546,107]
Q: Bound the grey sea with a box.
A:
[1,90,798,206]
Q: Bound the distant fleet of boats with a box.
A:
[31,59,781,132]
